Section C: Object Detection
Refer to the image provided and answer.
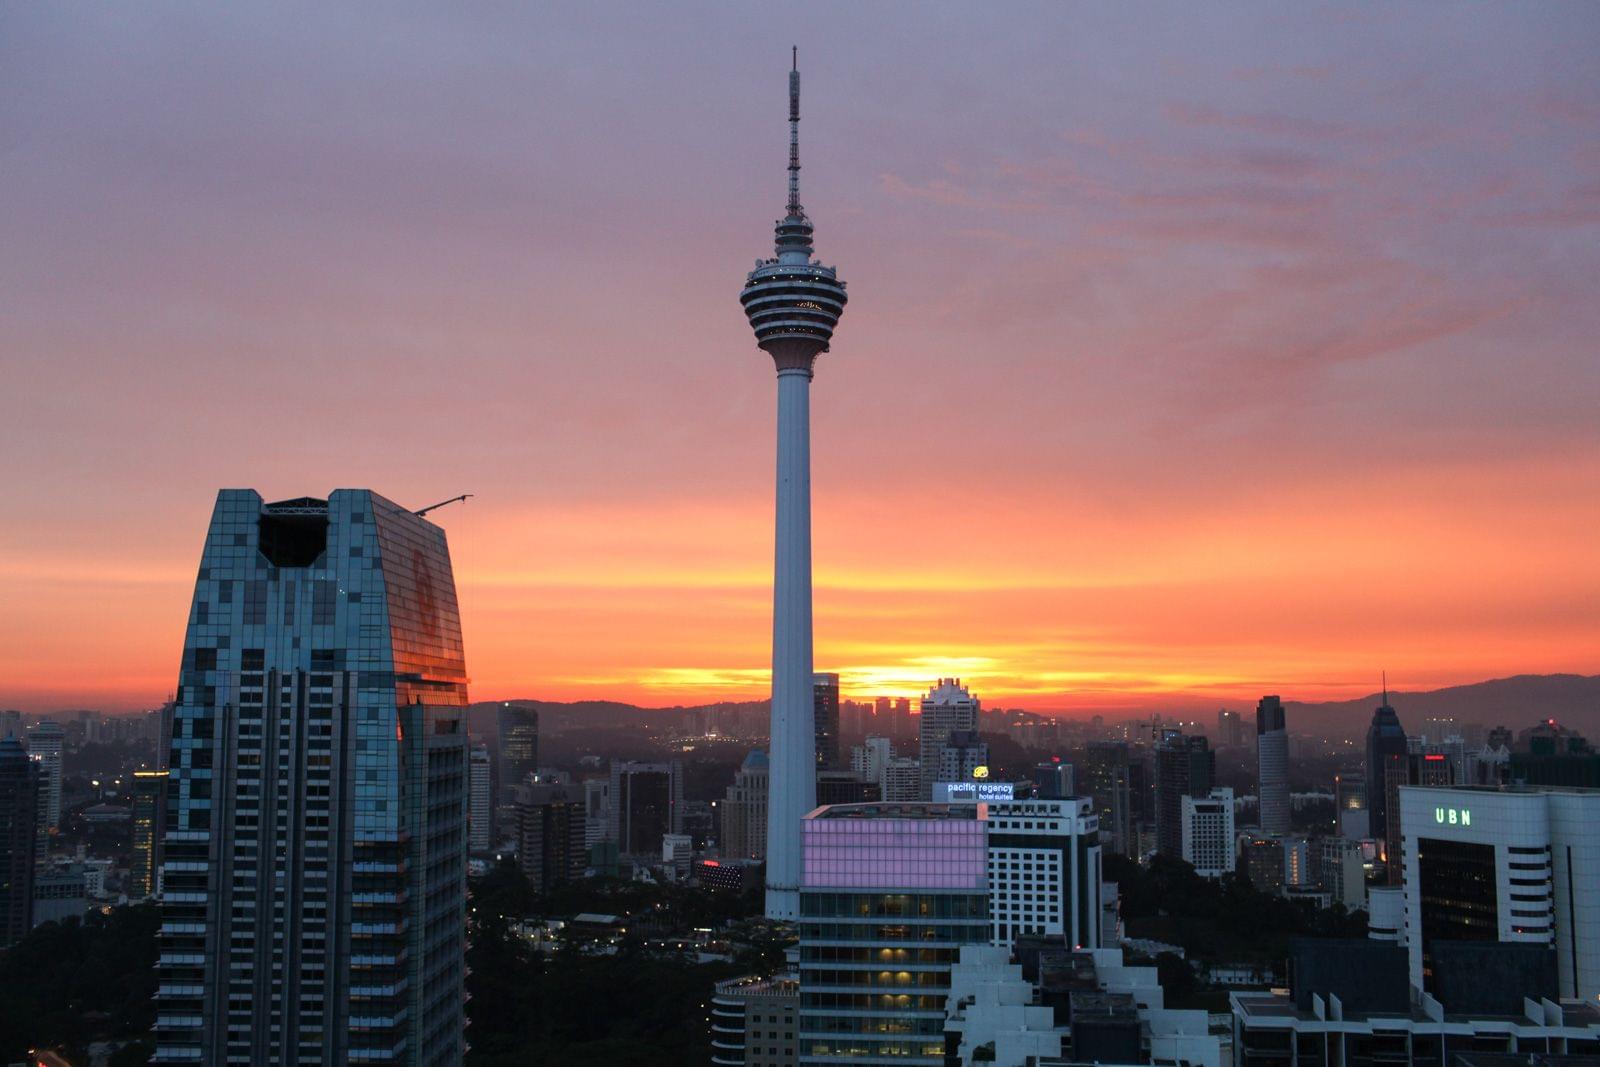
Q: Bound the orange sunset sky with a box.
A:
[3,6,1597,715]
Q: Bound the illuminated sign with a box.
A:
[1434,807,1471,826]
[936,781,1016,803]
[972,765,990,779]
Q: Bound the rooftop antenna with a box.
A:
[415,493,473,518]
[787,46,803,218]
[1382,670,1388,705]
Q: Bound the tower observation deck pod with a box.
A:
[739,49,849,375]
[739,51,848,921]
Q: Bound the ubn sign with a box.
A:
[1435,807,1471,826]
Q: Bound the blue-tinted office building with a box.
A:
[153,490,469,1066]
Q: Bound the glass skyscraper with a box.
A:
[153,490,470,1066]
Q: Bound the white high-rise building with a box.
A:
[1399,784,1600,1002]
[985,797,1103,949]
[468,743,492,852]
[28,720,64,835]
[739,52,848,921]
[1181,787,1236,878]
[850,736,893,782]
[918,678,980,800]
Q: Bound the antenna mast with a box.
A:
[787,47,802,217]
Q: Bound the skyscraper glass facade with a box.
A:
[798,805,989,1064]
[153,489,469,1066]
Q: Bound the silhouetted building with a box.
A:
[813,673,840,771]
[0,735,40,947]
[1217,708,1246,749]
[1365,693,1408,858]
[609,760,683,859]
[1078,743,1136,858]
[497,703,539,794]
[815,770,879,805]
[28,719,64,838]
[153,490,470,1065]
[129,768,167,899]
[1155,734,1214,859]
[1257,696,1290,835]
[469,743,493,852]
[513,783,586,892]
[935,730,989,786]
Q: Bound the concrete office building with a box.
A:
[1156,734,1214,859]
[1399,784,1600,1002]
[28,719,64,837]
[797,804,989,1064]
[513,783,586,892]
[935,730,989,788]
[152,490,470,1066]
[1257,696,1290,835]
[608,760,684,860]
[722,749,770,861]
[985,798,1102,950]
[1181,788,1236,878]
[0,735,40,947]
[918,678,981,800]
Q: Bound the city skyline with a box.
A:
[5,5,1599,715]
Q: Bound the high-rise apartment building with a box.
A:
[153,490,470,1066]
[740,55,848,921]
[918,678,980,800]
[798,804,989,1063]
[0,734,40,947]
[1365,692,1408,849]
[130,768,168,899]
[985,798,1102,949]
[1399,784,1600,1001]
[721,749,769,861]
[1155,734,1214,859]
[935,729,989,787]
[881,757,921,803]
[512,783,587,892]
[468,743,493,852]
[1256,696,1290,835]
[1078,742,1136,859]
[1181,788,1236,878]
[1241,836,1286,893]
[28,719,64,836]
[497,703,539,794]
[608,760,684,859]
[813,673,840,772]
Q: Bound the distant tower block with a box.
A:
[740,50,849,921]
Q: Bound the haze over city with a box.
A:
[4,4,1598,714]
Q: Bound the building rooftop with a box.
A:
[1232,991,1600,1029]
[806,802,982,822]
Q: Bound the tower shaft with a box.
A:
[766,367,817,919]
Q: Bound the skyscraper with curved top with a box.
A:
[739,50,848,920]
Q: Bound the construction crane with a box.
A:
[414,493,473,518]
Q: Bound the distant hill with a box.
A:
[1285,674,1600,741]
[466,698,767,741]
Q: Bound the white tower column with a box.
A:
[766,366,817,919]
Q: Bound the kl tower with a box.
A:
[739,49,848,921]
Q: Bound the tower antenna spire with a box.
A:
[787,47,802,218]
[1382,670,1388,704]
